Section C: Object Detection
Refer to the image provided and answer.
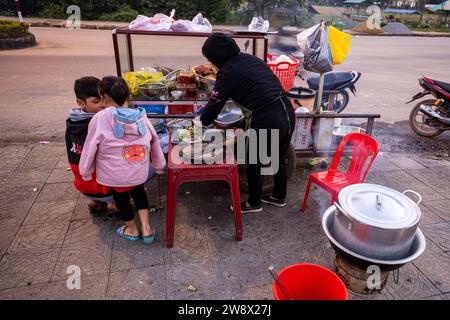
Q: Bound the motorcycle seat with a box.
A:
[434,80,450,93]
[307,72,354,91]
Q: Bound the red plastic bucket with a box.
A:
[273,263,347,300]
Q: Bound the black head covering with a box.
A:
[202,33,241,69]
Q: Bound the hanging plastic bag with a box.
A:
[328,26,352,65]
[296,23,320,52]
[302,22,333,74]
[248,16,269,32]
[129,9,175,31]
[191,13,212,33]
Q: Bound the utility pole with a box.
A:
[15,0,23,23]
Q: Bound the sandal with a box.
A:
[116,225,140,242]
[88,201,107,215]
[142,229,156,244]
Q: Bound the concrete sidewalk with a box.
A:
[0,142,449,299]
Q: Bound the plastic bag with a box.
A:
[302,23,333,74]
[270,54,294,70]
[328,26,352,65]
[191,13,212,33]
[297,23,320,52]
[171,19,193,32]
[123,71,164,96]
[129,9,175,31]
[273,54,294,64]
[248,16,269,32]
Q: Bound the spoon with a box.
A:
[268,265,293,300]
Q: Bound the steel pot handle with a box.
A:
[334,202,353,231]
[333,202,352,220]
[403,190,422,206]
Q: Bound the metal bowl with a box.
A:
[138,83,167,98]
[214,101,245,128]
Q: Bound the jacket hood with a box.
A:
[202,33,241,69]
[69,108,95,122]
[110,107,147,139]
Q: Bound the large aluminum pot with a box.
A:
[333,183,422,261]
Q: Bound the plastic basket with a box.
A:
[267,54,300,92]
[168,104,194,114]
[140,104,166,115]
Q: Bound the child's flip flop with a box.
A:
[116,225,140,242]
[143,229,156,244]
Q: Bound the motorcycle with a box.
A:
[407,76,450,137]
[297,69,361,113]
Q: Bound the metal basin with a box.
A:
[322,206,426,271]
[214,101,245,128]
[138,83,166,98]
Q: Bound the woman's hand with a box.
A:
[193,115,213,129]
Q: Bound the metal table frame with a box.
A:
[112,28,269,77]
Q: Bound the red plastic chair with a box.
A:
[300,133,379,213]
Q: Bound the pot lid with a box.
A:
[338,183,421,229]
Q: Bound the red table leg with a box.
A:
[166,169,177,248]
[230,166,243,241]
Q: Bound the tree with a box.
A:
[247,0,278,18]
[283,0,307,25]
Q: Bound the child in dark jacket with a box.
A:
[65,76,117,216]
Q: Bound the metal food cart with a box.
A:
[111,28,380,166]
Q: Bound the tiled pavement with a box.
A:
[0,143,449,299]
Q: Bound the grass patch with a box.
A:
[410,27,450,33]
[0,20,30,39]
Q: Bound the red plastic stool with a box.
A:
[165,143,243,248]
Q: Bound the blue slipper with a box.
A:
[143,229,156,244]
[116,225,140,242]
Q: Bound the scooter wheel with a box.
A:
[409,99,444,138]
[321,90,349,113]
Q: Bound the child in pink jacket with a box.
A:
[79,76,166,244]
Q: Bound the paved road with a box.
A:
[1,27,449,148]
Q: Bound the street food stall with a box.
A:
[111,26,427,296]
[112,27,380,160]
[111,26,382,208]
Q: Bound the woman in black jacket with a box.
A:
[200,33,295,213]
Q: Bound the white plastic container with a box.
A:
[313,113,339,151]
